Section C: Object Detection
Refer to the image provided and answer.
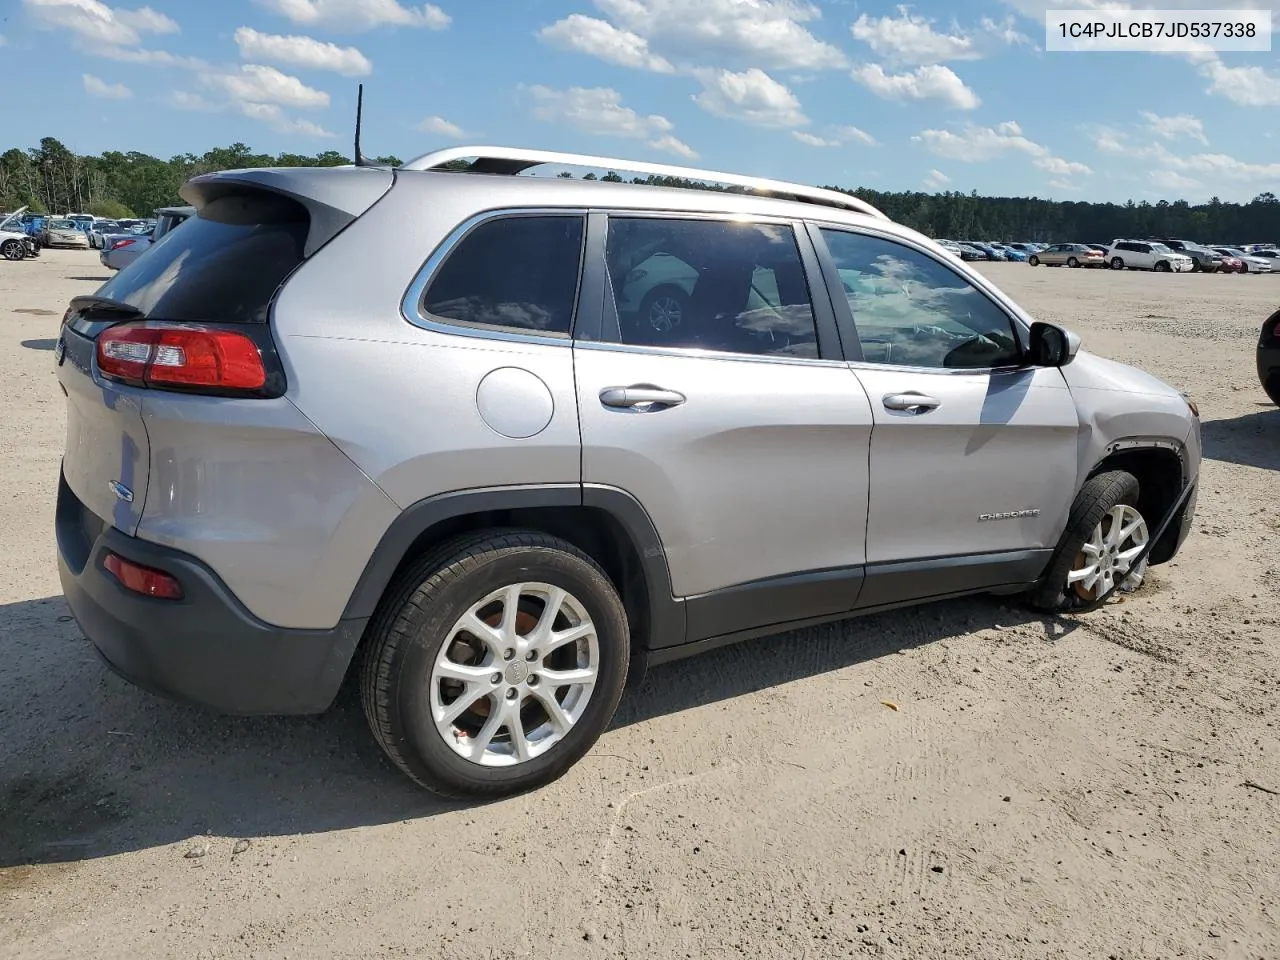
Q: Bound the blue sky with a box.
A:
[4,0,1280,202]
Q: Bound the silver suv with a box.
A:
[54,147,1201,797]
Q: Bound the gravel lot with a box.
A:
[1,251,1277,960]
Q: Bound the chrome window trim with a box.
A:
[574,338,848,369]
[583,211,834,366]
[401,206,589,348]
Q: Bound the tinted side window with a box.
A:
[94,194,307,324]
[820,228,1021,370]
[424,215,585,336]
[604,218,818,358]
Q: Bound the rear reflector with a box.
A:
[103,552,184,600]
[97,322,266,392]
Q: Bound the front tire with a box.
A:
[1,239,25,261]
[1154,261,1170,273]
[1264,371,1280,406]
[1027,471,1149,613]
[360,530,629,798]
[1110,257,1124,270]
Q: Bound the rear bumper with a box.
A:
[56,472,367,715]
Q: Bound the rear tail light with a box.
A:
[103,552,184,600]
[110,238,136,250]
[97,322,267,393]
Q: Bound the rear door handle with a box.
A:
[599,385,687,410]
[883,392,941,413]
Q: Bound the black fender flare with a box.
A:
[340,483,685,658]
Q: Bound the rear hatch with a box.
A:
[56,167,393,536]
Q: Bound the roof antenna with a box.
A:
[354,83,366,166]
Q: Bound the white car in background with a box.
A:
[1106,239,1193,272]
[1212,246,1273,274]
[1,206,37,261]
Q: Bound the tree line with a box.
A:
[3,136,1277,243]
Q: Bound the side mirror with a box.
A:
[1028,321,1080,367]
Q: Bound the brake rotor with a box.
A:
[448,604,540,718]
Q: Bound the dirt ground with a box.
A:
[1,250,1277,960]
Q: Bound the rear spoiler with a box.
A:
[180,166,394,257]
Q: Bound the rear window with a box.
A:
[95,193,308,324]
[422,215,585,336]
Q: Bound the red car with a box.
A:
[1219,255,1246,273]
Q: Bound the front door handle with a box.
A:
[883,392,941,413]
[600,385,687,410]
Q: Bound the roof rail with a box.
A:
[399,145,888,220]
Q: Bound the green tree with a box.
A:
[87,199,135,218]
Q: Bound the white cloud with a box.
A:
[527,85,697,159]
[792,132,836,147]
[692,67,807,127]
[97,44,205,67]
[591,0,847,70]
[538,14,674,73]
[257,0,450,32]
[850,6,1029,65]
[831,124,878,146]
[916,121,1091,180]
[0,34,7,46]
[923,168,950,189]
[234,27,372,76]
[792,125,877,147]
[852,63,979,109]
[1141,111,1207,144]
[24,0,178,47]
[1047,179,1077,191]
[166,90,218,111]
[1198,58,1280,106]
[649,134,698,160]
[202,64,330,110]
[418,115,466,138]
[851,7,976,64]
[1034,155,1090,177]
[83,73,132,99]
[1152,170,1201,191]
[1091,123,1280,183]
[115,5,177,34]
[237,100,335,137]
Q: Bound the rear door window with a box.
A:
[94,193,308,324]
[603,217,819,358]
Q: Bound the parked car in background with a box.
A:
[1,206,39,260]
[993,243,1028,262]
[1106,240,1192,272]
[1247,248,1280,264]
[1155,239,1222,273]
[101,205,193,271]
[43,217,91,249]
[1029,243,1105,268]
[1212,246,1272,273]
[53,145,1202,798]
[1260,310,1280,405]
[936,239,964,259]
[956,242,989,261]
[90,220,122,249]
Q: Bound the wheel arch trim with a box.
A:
[340,483,684,650]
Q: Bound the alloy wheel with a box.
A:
[430,582,599,767]
[1068,504,1149,602]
